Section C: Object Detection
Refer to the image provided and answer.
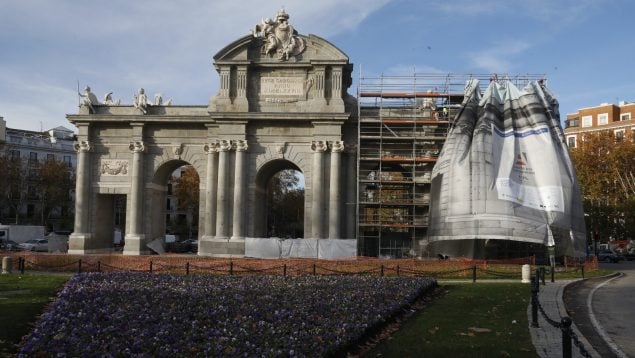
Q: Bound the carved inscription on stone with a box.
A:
[260,77,304,96]
[100,159,129,176]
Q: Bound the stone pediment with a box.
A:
[213,34,349,65]
[209,10,354,114]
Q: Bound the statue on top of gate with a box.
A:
[252,9,306,61]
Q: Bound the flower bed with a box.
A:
[19,273,436,356]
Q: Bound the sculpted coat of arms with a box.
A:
[252,9,306,61]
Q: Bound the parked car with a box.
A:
[181,239,198,253]
[18,238,49,252]
[1,239,21,251]
[597,250,623,263]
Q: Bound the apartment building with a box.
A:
[564,101,635,147]
[0,116,76,225]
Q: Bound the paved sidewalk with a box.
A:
[528,279,600,358]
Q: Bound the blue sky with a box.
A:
[1,0,634,132]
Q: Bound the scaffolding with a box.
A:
[356,72,546,258]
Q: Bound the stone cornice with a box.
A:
[209,112,351,122]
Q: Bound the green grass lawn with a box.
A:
[367,283,536,358]
[0,274,70,356]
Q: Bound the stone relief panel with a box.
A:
[100,159,129,176]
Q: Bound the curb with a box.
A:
[586,272,628,358]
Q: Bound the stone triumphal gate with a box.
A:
[67,10,358,257]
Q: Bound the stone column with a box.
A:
[231,139,248,240]
[215,139,232,240]
[202,142,219,239]
[329,141,344,239]
[124,141,146,255]
[73,140,91,234]
[311,140,327,239]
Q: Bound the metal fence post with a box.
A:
[540,267,546,285]
[531,277,539,327]
[472,265,476,283]
[19,257,24,274]
[78,259,82,274]
[396,265,400,277]
[312,263,316,276]
[97,261,101,272]
[551,266,555,283]
[380,264,384,277]
[283,264,287,276]
[186,262,190,275]
[149,260,153,273]
[581,265,585,279]
[229,261,233,275]
[561,317,572,358]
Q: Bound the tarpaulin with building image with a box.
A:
[427,79,587,258]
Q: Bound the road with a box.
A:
[564,260,635,357]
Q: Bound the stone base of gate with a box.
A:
[68,233,96,255]
[198,237,245,257]
[123,234,152,256]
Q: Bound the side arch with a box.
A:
[145,157,202,243]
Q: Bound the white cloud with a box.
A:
[466,41,532,73]
[0,0,391,131]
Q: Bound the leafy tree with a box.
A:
[266,169,304,238]
[172,166,200,239]
[570,131,635,242]
[0,155,29,224]
[35,159,74,228]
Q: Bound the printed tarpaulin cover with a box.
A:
[428,79,586,258]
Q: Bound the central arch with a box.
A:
[254,159,304,238]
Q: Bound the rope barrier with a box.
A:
[22,258,81,269]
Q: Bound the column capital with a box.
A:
[129,141,145,153]
[74,140,91,153]
[330,140,345,153]
[233,139,249,152]
[311,140,328,153]
[203,141,219,154]
[218,139,232,152]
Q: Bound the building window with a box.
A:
[29,152,38,163]
[167,183,173,195]
[566,118,579,128]
[615,129,625,142]
[598,113,609,126]
[63,155,72,167]
[27,204,35,218]
[621,113,632,121]
[567,136,576,148]
[47,153,55,161]
[27,186,37,199]
[9,150,20,159]
[166,198,171,210]
[582,115,593,127]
